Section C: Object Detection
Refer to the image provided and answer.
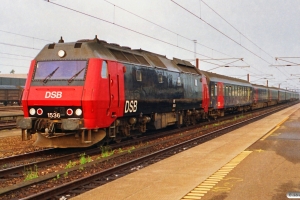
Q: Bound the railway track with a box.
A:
[0,102,296,199]
[0,106,22,111]
[0,120,17,130]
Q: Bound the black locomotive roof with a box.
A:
[35,36,201,75]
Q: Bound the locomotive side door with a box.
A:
[106,61,125,118]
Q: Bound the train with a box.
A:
[0,85,23,106]
[16,36,299,148]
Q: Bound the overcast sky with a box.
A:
[1,0,300,90]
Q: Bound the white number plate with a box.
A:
[47,112,61,118]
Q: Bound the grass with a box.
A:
[24,165,39,181]
[65,160,76,169]
[78,153,93,171]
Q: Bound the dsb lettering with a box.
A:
[45,91,62,98]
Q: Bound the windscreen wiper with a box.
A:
[42,67,59,84]
[68,67,86,84]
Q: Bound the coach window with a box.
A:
[215,84,218,96]
[101,61,108,78]
[136,70,142,81]
[235,86,237,96]
[225,86,228,97]
[211,85,214,97]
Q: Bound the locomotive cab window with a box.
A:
[136,70,142,81]
[34,60,87,81]
[101,61,108,78]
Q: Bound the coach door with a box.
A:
[217,82,224,109]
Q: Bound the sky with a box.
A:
[1,0,300,91]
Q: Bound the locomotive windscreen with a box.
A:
[33,60,87,81]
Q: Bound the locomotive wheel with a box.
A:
[3,101,7,106]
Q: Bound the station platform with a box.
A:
[72,103,300,200]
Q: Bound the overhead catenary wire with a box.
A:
[46,1,211,59]
[103,0,232,59]
[171,0,294,84]
[46,0,259,77]
[200,0,274,60]
[0,30,53,43]
[103,0,258,74]
[0,42,40,50]
[170,1,272,71]
[0,52,33,58]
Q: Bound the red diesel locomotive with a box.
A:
[17,36,211,148]
[17,36,298,148]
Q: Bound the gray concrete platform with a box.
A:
[72,103,300,200]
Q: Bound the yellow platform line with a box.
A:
[180,151,252,200]
[260,117,288,140]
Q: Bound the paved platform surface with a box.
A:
[72,103,300,200]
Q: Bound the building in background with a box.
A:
[0,74,27,86]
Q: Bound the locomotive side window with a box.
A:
[177,77,181,86]
[194,79,197,86]
[101,61,108,78]
[136,70,142,81]
[158,74,163,83]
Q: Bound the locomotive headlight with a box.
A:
[66,108,73,116]
[29,108,36,115]
[37,108,43,115]
[75,108,82,116]
[58,50,66,58]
